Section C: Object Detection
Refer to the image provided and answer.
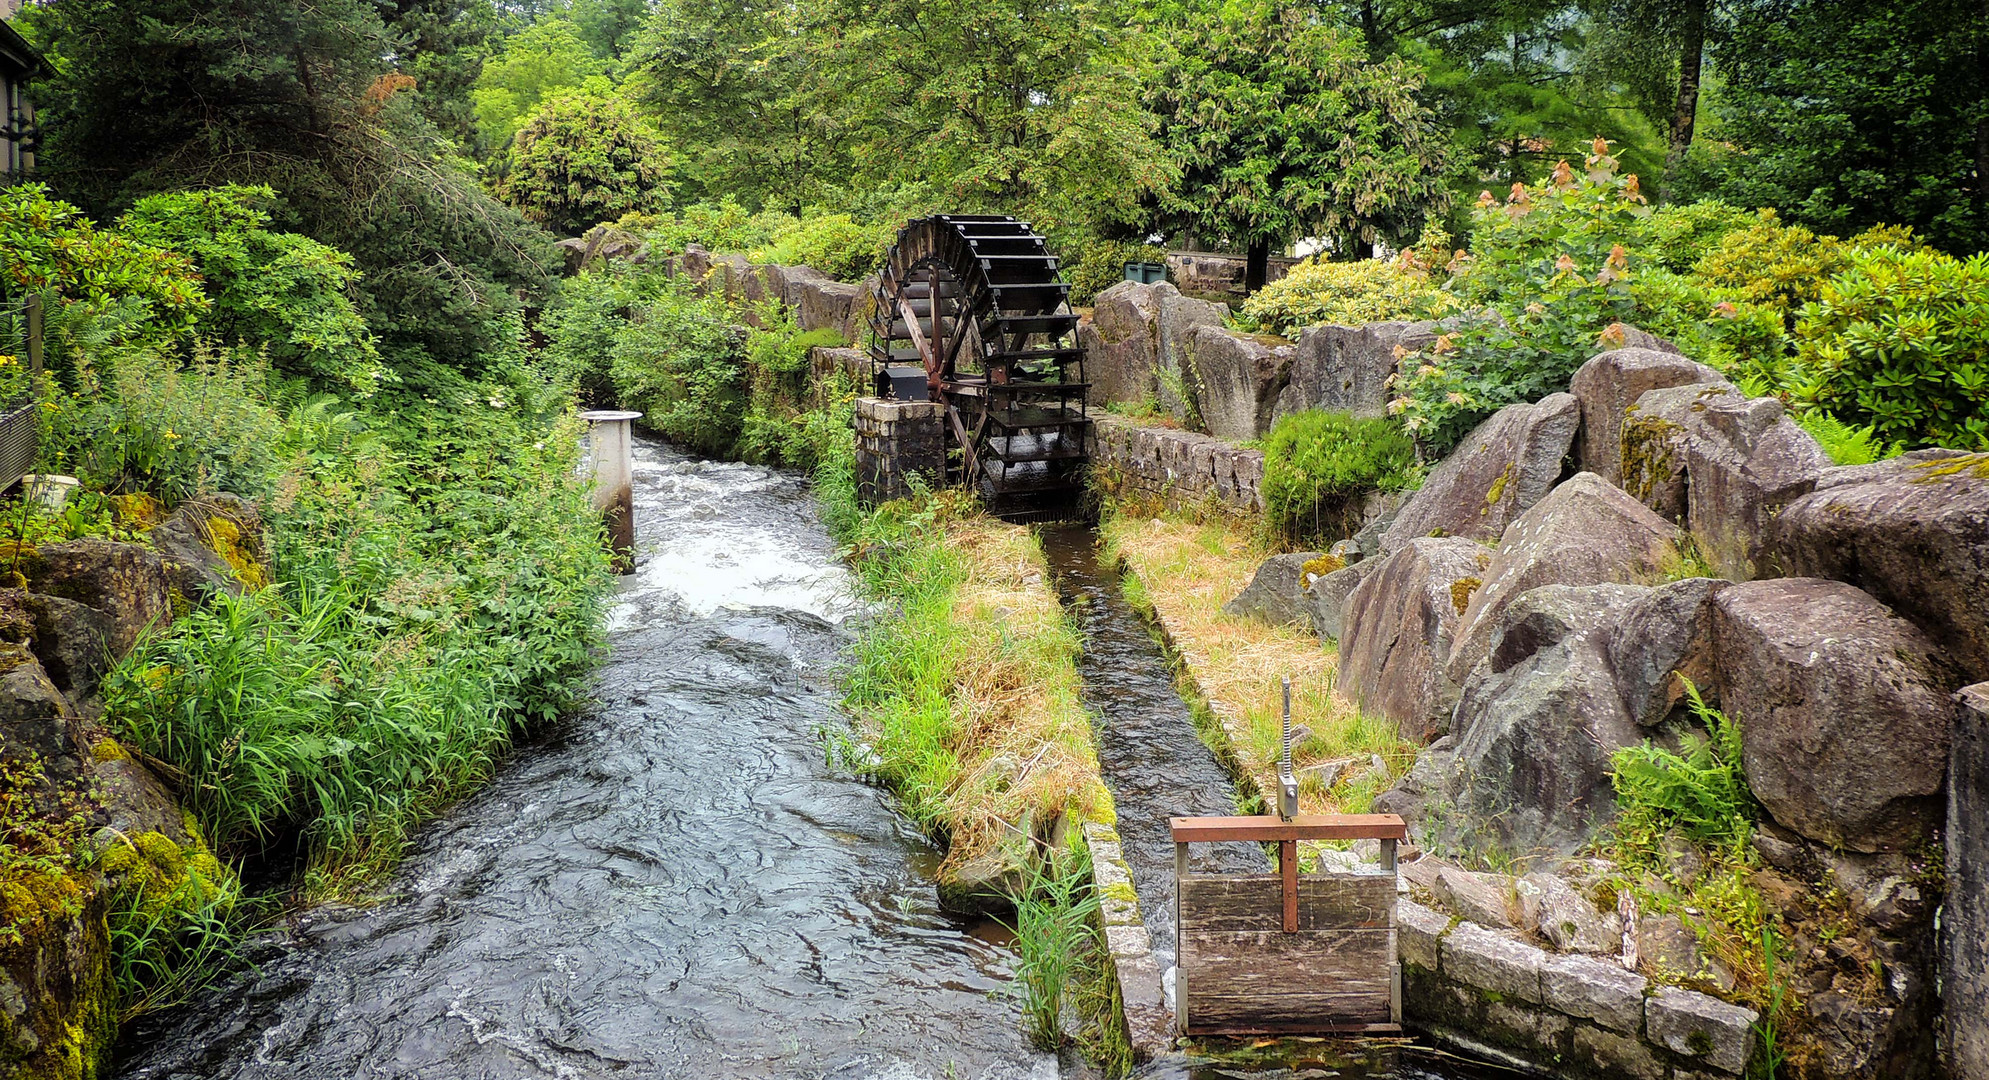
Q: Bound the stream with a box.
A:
[118,439,1053,1080]
[118,440,1497,1080]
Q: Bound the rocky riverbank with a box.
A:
[1,496,268,1079]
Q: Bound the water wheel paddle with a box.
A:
[867,214,1091,522]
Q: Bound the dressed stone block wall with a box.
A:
[855,397,944,506]
[1089,415,1264,516]
[1399,899,1758,1079]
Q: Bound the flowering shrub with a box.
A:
[1238,255,1457,337]
[1392,142,1645,452]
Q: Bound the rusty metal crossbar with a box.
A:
[1170,813,1407,1036]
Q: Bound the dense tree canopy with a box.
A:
[505,88,672,235]
[1151,0,1453,285]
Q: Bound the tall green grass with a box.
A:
[103,388,613,894]
[1012,847,1101,1050]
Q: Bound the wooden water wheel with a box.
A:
[867,215,1090,522]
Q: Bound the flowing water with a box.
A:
[119,440,1499,1080]
[118,439,1054,1080]
[1036,525,1267,977]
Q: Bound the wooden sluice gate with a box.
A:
[1170,812,1408,1036]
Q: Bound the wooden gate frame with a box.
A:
[1171,813,1408,1036]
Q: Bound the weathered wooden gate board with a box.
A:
[1171,813,1407,1036]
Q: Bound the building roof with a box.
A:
[0,18,54,82]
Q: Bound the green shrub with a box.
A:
[1393,286,1634,454]
[1790,246,1989,450]
[40,343,288,503]
[1061,238,1169,306]
[1238,256,1456,337]
[641,198,794,255]
[119,185,384,393]
[539,261,678,403]
[1260,410,1418,541]
[606,277,749,455]
[752,214,892,282]
[1639,199,1758,273]
[0,183,207,344]
[1689,210,1853,322]
[504,88,673,237]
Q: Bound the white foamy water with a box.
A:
[604,445,869,632]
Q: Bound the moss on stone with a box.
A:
[202,516,268,590]
[1621,415,1684,504]
[1450,577,1482,616]
[1483,463,1516,511]
[1909,451,1989,482]
[1301,554,1346,580]
[1101,881,1139,905]
[87,739,126,765]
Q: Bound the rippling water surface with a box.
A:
[119,440,1053,1080]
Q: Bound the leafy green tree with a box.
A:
[375,0,509,151]
[1151,0,1452,290]
[504,89,672,235]
[21,0,561,388]
[627,0,843,211]
[794,0,1169,237]
[472,16,610,147]
[1675,0,1989,253]
[120,185,384,392]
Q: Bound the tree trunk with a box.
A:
[1661,0,1709,203]
[1245,240,1270,295]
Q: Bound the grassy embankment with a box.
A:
[803,435,1129,1066]
[1098,506,1416,860]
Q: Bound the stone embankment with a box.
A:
[1097,310,1985,1078]
[1,495,270,1079]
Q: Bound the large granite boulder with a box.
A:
[1622,382,1830,578]
[1621,380,1731,520]
[794,274,863,341]
[1222,552,1321,627]
[1604,577,1729,727]
[1567,348,1722,484]
[151,494,268,602]
[1444,473,1680,700]
[21,539,172,656]
[19,593,115,700]
[1950,682,1989,1080]
[0,643,86,787]
[1300,557,1386,641]
[1379,583,1650,858]
[1380,393,1581,553]
[553,224,647,275]
[1712,578,1963,852]
[1340,537,1489,743]
[1155,290,1229,426]
[1184,326,1296,441]
[1078,281,1168,408]
[1767,449,1989,683]
[1272,321,1440,423]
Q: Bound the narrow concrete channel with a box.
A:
[1037,525,1267,976]
[1040,526,1502,1080]
[116,439,1054,1080]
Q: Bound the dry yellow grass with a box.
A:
[1098,509,1414,824]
